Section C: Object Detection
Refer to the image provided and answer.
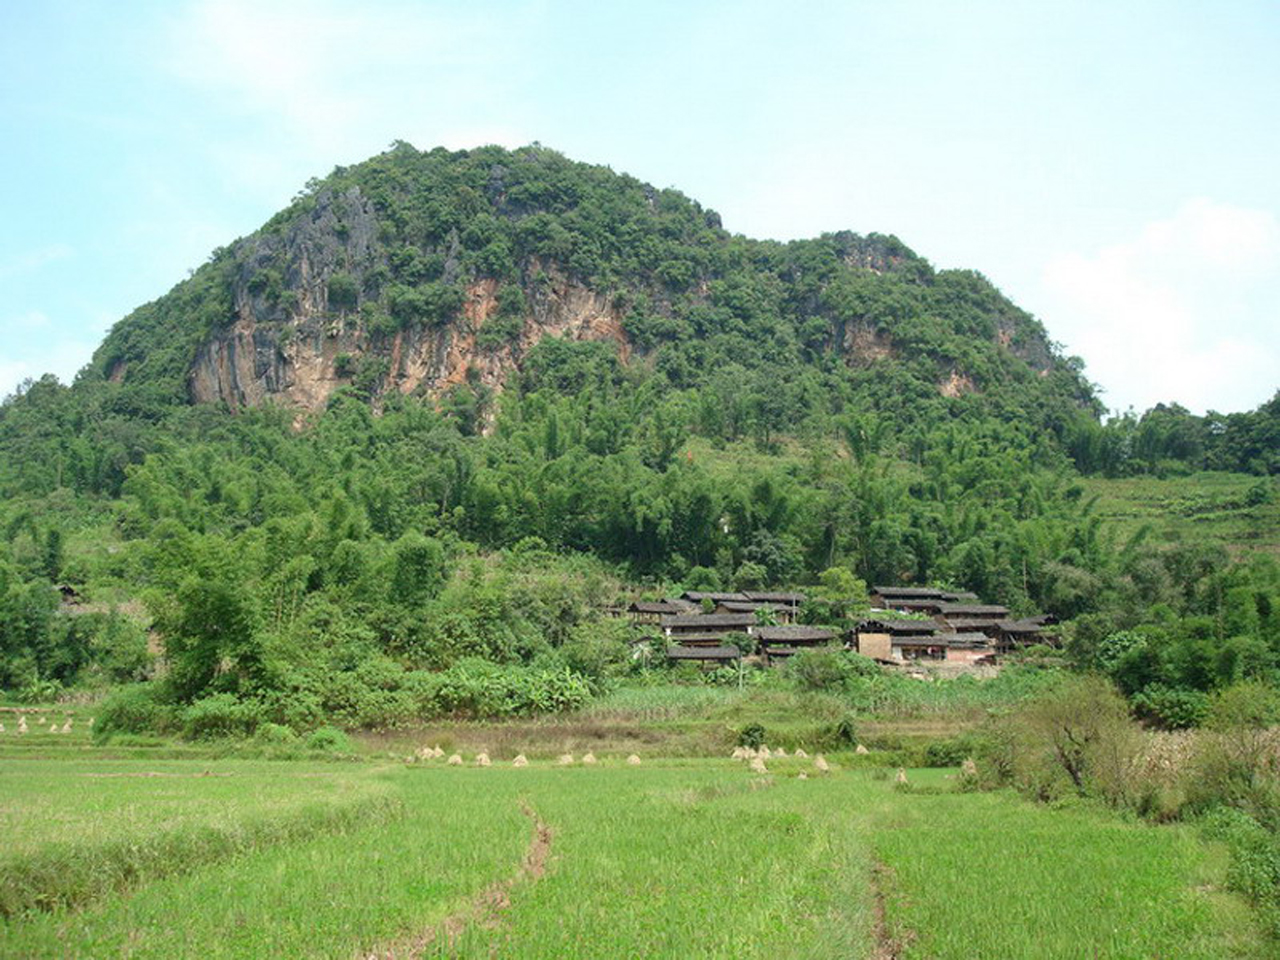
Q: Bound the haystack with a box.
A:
[895,767,908,785]
[557,753,574,765]
[794,748,808,758]
[731,746,748,760]
[749,756,768,775]
[0,722,5,733]
[759,745,772,758]
[87,717,94,727]
[513,754,529,767]
[414,746,432,761]
[814,754,830,773]
[49,723,58,733]
[855,743,869,755]
[18,717,27,734]
[447,753,463,766]
[797,772,808,780]
[961,757,978,778]
[774,747,788,758]
[582,751,598,765]
[626,754,641,765]
[475,752,492,767]
[60,720,71,734]
[433,746,445,758]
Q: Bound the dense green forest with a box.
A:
[0,143,1277,735]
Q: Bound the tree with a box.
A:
[162,578,260,700]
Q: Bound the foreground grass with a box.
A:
[446,765,873,959]
[2,766,528,959]
[1,758,1268,958]
[868,772,1264,958]
[0,760,400,916]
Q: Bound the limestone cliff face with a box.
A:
[188,187,631,416]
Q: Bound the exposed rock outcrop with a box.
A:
[189,188,633,416]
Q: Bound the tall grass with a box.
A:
[577,684,746,721]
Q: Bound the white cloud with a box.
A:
[1042,198,1280,414]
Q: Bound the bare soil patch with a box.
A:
[871,859,914,960]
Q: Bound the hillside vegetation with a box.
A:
[0,141,1275,738]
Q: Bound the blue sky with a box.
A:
[2,0,1277,415]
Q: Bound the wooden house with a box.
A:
[755,625,838,664]
[882,597,948,616]
[754,625,837,647]
[713,600,796,624]
[664,633,733,648]
[627,600,691,624]
[937,603,1009,630]
[680,591,749,605]
[942,618,1005,639]
[742,591,807,610]
[855,617,939,660]
[870,586,947,608]
[887,634,949,661]
[995,615,1058,652]
[666,644,741,665]
[940,633,997,664]
[659,613,757,640]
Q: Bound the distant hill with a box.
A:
[83,142,1097,433]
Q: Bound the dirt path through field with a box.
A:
[362,802,552,959]
[870,859,912,960]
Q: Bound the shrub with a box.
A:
[1186,682,1280,828]
[181,693,263,739]
[737,723,766,749]
[787,648,855,692]
[15,678,60,704]
[258,685,325,731]
[94,683,177,738]
[819,712,859,750]
[1207,681,1280,730]
[306,726,354,753]
[1131,684,1209,729]
[254,722,299,745]
[93,612,152,683]
[327,273,358,310]
[1199,807,1280,931]
[924,734,983,768]
[999,675,1143,804]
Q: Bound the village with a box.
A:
[618,586,1057,674]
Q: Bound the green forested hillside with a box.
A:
[0,142,1277,734]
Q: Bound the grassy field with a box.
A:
[1,755,1267,959]
[0,759,401,917]
[1079,471,1280,558]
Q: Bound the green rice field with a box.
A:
[0,754,1267,958]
